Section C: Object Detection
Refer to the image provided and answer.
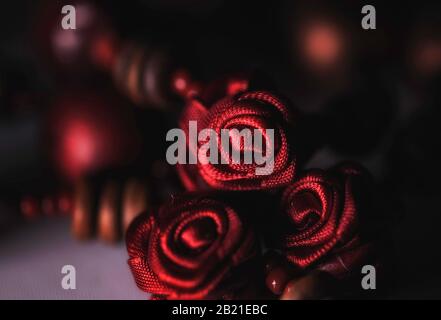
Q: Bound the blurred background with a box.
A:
[0,0,440,299]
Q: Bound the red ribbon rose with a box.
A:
[177,91,297,191]
[280,163,373,277]
[126,195,258,299]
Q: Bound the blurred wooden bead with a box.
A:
[113,44,141,104]
[122,178,149,232]
[42,197,56,216]
[57,193,72,214]
[21,190,73,219]
[406,3,441,83]
[72,179,96,240]
[113,44,134,94]
[126,48,147,104]
[49,90,140,181]
[90,33,119,72]
[301,21,347,73]
[280,271,333,300]
[70,175,150,243]
[35,1,115,76]
[265,265,292,295]
[97,181,122,243]
[34,1,124,81]
[20,196,40,220]
[171,69,191,95]
[171,69,201,99]
[113,43,175,109]
[22,174,149,244]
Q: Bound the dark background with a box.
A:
[1,0,441,299]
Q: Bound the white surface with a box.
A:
[0,216,148,300]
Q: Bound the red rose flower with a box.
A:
[126,195,258,299]
[280,163,372,276]
[177,91,297,191]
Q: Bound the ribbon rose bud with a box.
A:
[177,91,297,191]
[280,163,377,278]
[126,195,259,299]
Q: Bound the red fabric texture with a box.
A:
[177,91,297,191]
[126,195,258,299]
[280,163,372,277]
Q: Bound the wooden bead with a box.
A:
[50,90,141,181]
[265,266,292,295]
[20,196,40,220]
[113,43,137,100]
[126,48,146,104]
[280,271,334,300]
[97,180,122,243]
[171,69,201,99]
[113,43,174,109]
[122,178,149,233]
[142,49,174,107]
[21,191,72,219]
[72,179,96,240]
[57,193,72,214]
[90,33,119,72]
[42,197,56,216]
[36,1,114,75]
[24,174,149,244]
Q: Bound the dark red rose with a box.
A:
[280,163,374,277]
[177,91,297,191]
[126,195,258,299]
